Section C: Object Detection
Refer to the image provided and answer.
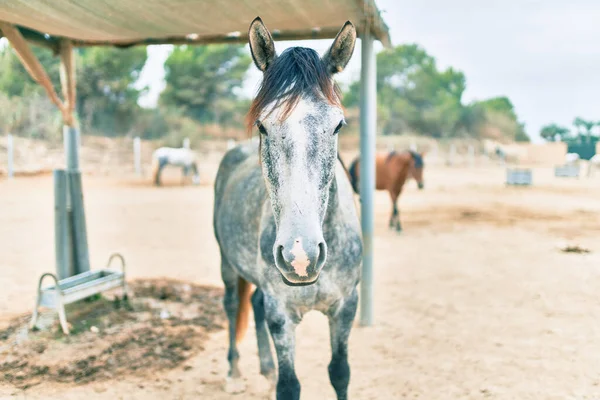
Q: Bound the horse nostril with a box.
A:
[316,242,327,268]
[274,240,327,279]
[276,244,286,266]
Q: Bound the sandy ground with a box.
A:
[1,161,600,399]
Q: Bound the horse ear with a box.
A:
[322,21,356,75]
[248,17,277,72]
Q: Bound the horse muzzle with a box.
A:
[274,237,327,286]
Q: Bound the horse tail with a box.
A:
[348,158,360,194]
[235,277,253,344]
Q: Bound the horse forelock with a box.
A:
[246,47,342,134]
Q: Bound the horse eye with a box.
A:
[256,121,268,135]
[333,120,345,135]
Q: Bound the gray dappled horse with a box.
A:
[213,17,362,400]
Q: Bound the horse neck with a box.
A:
[390,153,411,182]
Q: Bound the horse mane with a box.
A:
[246,47,342,133]
[348,158,359,194]
[386,150,424,168]
[409,150,424,168]
[385,151,398,164]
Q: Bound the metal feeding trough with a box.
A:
[555,164,580,178]
[506,168,532,186]
[30,253,127,335]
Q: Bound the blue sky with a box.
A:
[134,0,600,142]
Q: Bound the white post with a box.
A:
[133,136,141,175]
[359,30,376,327]
[449,144,456,166]
[410,142,417,152]
[468,144,475,167]
[7,134,14,178]
[183,137,190,149]
[227,139,236,150]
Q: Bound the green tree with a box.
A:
[374,44,466,136]
[0,44,60,97]
[160,45,251,123]
[475,97,518,119]
[76,47,148,135]
[0,44,148,136]
[515,124,530,142]
[470,97,529,142]
[540,123,570,142]
[345,45,491,138]
[343,44,527,141]
[573,117,595,138]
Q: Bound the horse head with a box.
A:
[409,150,425,190]
[248,17,356,285]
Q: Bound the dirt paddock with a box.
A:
[1,160,600,399]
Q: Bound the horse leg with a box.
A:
[264,295,300,400]
[154,160,166,186]
[390,191,402,232]
[388,191,395,229]
[327,289,358,400]
[222,267,246,394]
[251,288,276,388]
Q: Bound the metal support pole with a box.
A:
[63,125,80,172]
[62,125,90,275]
[7,134,13,178]
[54,170,73,279]
[69,170,90,274]
[133,136,141,175]
[359,32,376,327]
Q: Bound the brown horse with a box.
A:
[348,150,425,231]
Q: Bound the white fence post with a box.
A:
[448,144,456,166]
[468,144,475,167]
[183,137,190,149]
[133,137,141,176]
[7,134,13,178]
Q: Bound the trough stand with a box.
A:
[30,127,128,335]
[30,254,127,335]
[554,163,580,178]
[506,168,533,186]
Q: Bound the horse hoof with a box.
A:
[254,370,276,397]
[225,376,247,394]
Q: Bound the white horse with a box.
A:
[151,147,200,186]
